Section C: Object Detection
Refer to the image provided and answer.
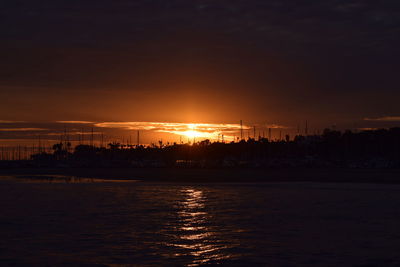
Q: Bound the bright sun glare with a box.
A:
[182,130,204,139]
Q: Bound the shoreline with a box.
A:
[1,167,400,183]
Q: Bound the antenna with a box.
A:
[253,126,256,139]
[305,120,308,136]
[66,127,69,152]
[64,125,67,150]
[91,128,94,147]
[137,130,140,146]
[240,120,243,140]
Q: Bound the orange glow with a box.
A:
[180,130,206,139]
[94,121,256,141]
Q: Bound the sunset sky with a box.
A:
[1,1,400,144]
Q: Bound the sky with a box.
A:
[1,0,400,144]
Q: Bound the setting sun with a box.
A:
[90,121,251,143]
[181,130,207,139]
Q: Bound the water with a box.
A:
[1,176,400,266]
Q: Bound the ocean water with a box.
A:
[1,176,400,266]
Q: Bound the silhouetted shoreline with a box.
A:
[1,167,400,184]
[18,128,400,169]
[1,128,400,183]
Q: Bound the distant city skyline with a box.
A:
[0,118,399,147]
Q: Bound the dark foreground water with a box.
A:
[1,176,400,266]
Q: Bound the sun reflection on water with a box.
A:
[166,188,232,266]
